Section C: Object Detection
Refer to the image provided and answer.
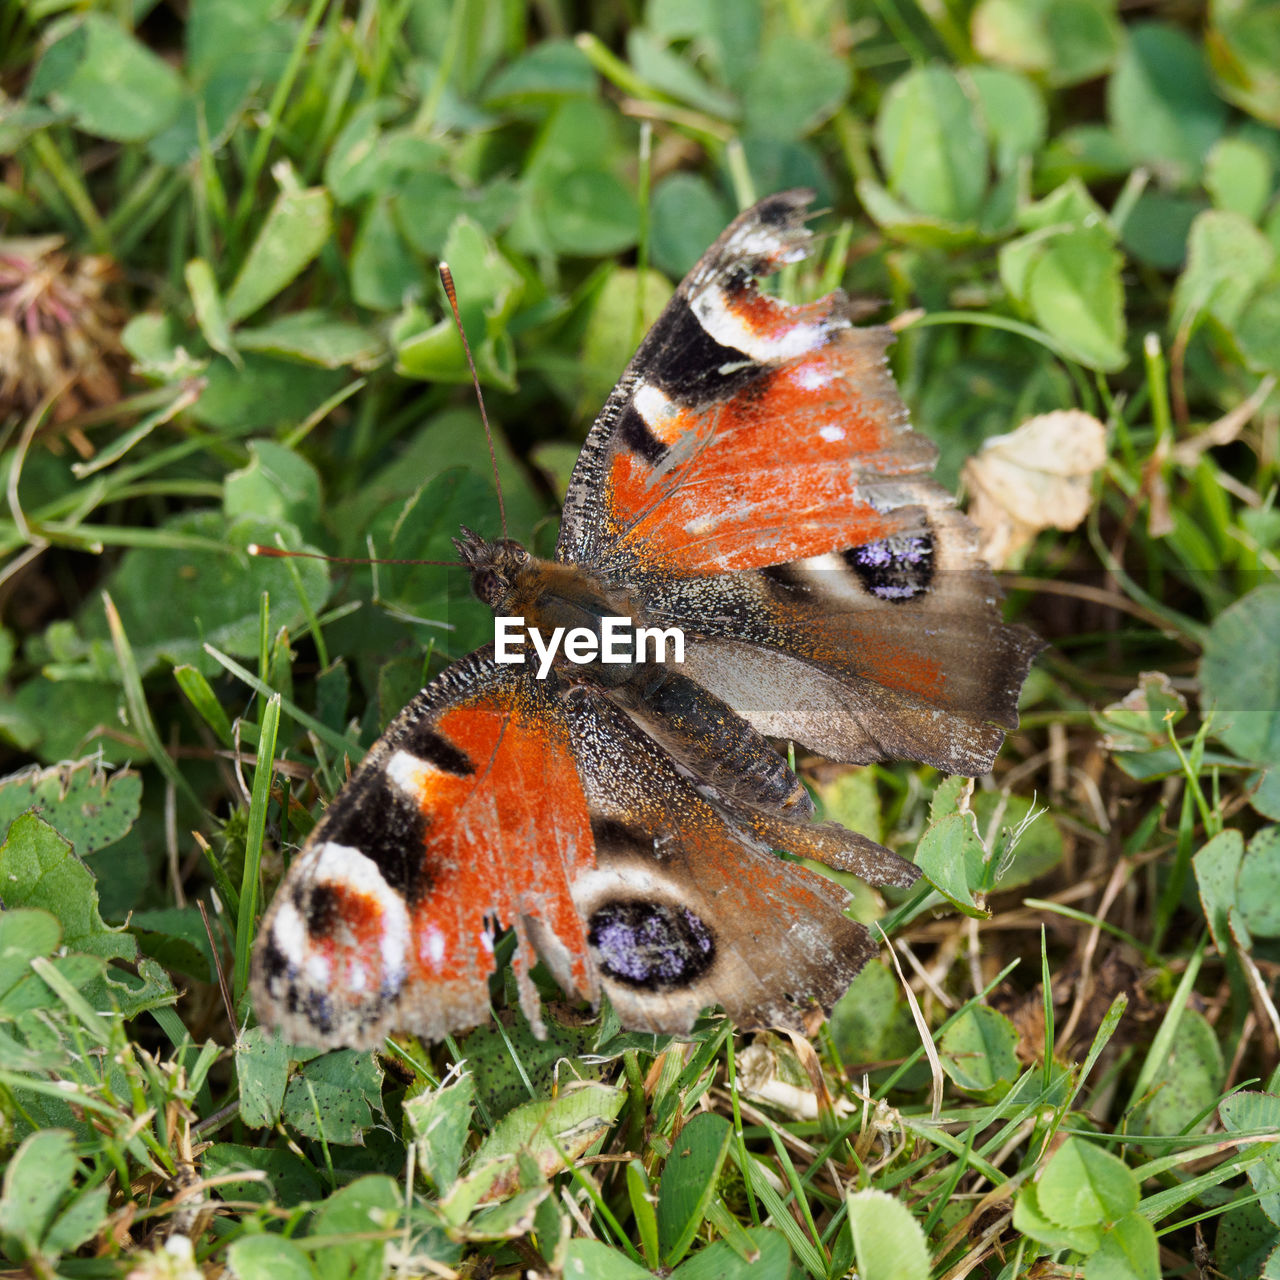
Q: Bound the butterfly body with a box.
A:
[252,190,1040,1048]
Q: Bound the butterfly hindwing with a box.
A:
[252,650,885,1043]
[559,682,878,1034]
[643,508,1041,775]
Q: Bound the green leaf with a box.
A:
[227,1233,319,1280]
[1013,1178,1104,1254]
[650,174,734,279]
[741,34,850,140]
[0,814,135,963]
[543,167,640,257]
[369,468,494,656]
[225,186,333,323]
[829,961,916,1066]
[42,1183,108,1255]
[1108,22,1228,182]
[938,1004,1021,1101]
[236,1025,307,1129]
[130,906,214,982]
[0,910,62,1008]
[845,1187,931,1280]
[1132,1009,1225,1141]
[458,1082,624,1212]
[39,15,184,142]
[148,0,292,164]
[1097,671,1188,755]
[191,353,346,432]
[395,217,524,389]
[973,791,1065,890]
[404,1073,475,1194]
[856,179,980,249]
[1118,191,1206,270]
[1214,1201,1280,1279]
[0,759,140,856]
[627,31,739,120]
[562,1239,652,1280]
[393,171,521,259]
[236,311,385,369]
[968,67,1048,173]
[483,39,597,104]
[971,0,1122,86]
[1219,1091,1280,1226]
[1201,584,1280,765]
[185,257,236,363]
[1206,137,1274,222]
[311,1176,401,1280]
[1252,769,1280,821]
[281,1049,383,1144]
[203,1143,324,1208]
[1037,1137,1138,1227]
[85,510,329,676]
[670,1226,792,1279]
[1195,828,1246,953]
[1239,826,1280,937]
[1173,210,1275,331]
[1085,1211,1160,1280]
[1025,222,1127,370]
[324,104,445,206]
[351,197,421,311]
[224,441,323,530]
[915,812,988,916]
[1207,0,1280,127]
[876,65,988,224]
[0,1129,79,1259]
[657,1112,733,1266]
[646,0,763,84]
[1236,280,1280,375]
[578,267,674,418]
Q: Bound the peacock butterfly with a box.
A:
[251,189,1040,1047]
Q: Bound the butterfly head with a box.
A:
[452,525,532,609]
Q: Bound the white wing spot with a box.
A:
[386,749,440,800]
[692,286,826,361]
[422,924,447,969]
[310,842,410,993]
[271,901,306,967]
[634,381,673,427]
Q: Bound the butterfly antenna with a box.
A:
[439,262,508,540]
[246,544,465,569]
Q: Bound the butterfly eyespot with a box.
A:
[588,900,716,990]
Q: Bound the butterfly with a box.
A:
[251,189,1040,1048]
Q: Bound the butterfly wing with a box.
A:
[557,188,1038,774]
[552,680,876,1034]
[251,648,877,1045]
[643,510,1040,774]
[251,650,597,1048]
[558,188,934,579]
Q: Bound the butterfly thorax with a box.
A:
[453,525,643,684]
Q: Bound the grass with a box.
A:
[2,1,1280,1277]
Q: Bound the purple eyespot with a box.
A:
[588,901,716,990]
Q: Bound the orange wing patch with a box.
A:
[404,697,596,997]
[603,328,936,576]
